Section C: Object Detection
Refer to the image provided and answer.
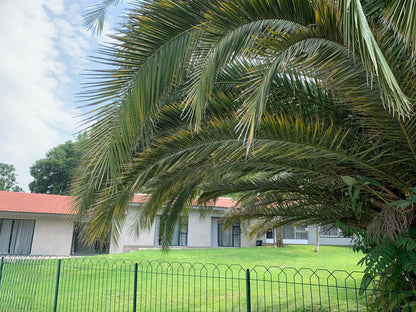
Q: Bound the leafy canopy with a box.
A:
[30,136,85,195]
[74,0,416,247]
[74,1,416,298]
[0,163,23,192]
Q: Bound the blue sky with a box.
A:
[0,0,128,191]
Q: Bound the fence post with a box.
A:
[133,263,138,312]
[0,257,4,289]
[53,259,62,312]
[246,269,251,312]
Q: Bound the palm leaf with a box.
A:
[339,0,411,117]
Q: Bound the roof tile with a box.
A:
[0,191,236,216]
[132,194,236,208]
[0,191,74,215]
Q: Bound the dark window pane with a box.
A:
[0,219,35,255]
[218,221,241,247]
[157,216,188,246]
[283,225,295,239]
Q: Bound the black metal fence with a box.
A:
[0,256,414,311]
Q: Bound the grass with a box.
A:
[102,245,364,272]
[0,246,374,312]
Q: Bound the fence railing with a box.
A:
[0,255,414,311]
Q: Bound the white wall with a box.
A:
[0,212,74,256]
[258,225,353,247]
[240,235,254,247]
[110,208,157,253]
[240,221,255,247]
[31,218,74,255]
[110,207,258,254]
[187,211,213,247]
[307,225,353,246]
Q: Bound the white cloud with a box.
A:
[0,0,93,191]
[45,1,65,15]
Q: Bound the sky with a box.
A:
[0,0,126,191]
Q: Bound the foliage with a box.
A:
[341,226,416,309]
[30,136,84,195]
[0,163,23,192]
[105,245,363,271]
[74,0,416,295]
[342,190,416,309]
[0,247,368,312]
[83,0,122,35]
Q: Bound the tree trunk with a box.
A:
[274,227,284,247]
[315,226,320,252]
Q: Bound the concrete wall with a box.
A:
[240,222,256,247]
[259,225,353,247]
[240,235,254,247]
[110,209,157,253]
[307,225,353,246]
[110,207,257,253]
[187,212,214,247]
[258,225,353,247]
[0,212,74,256]
[31,218,74,255]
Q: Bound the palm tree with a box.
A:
[73,0,416,295]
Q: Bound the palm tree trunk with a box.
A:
[315,226,320,252]
[274,227,284,247]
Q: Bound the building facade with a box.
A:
[110,195,255,253]
[0,191,352,256]
[0,191,75,256]
[264,224,353,246]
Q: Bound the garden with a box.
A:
[0,246,413,311]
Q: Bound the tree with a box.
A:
[74,0,416,298]
[315,226,320,253]
[0,163,23,192]
[30,138,84,195]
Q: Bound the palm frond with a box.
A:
[83,0,122,35]
[339,0,411,117]
[184,0,315,130]
[74,0,211,213]
[74,0,416,248]
[383,0,416,52]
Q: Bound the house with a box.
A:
[0,191,75,256]
[264,224,353,246]
[111,194,255,253]
[0,191,351,256]
[0,191,255,256]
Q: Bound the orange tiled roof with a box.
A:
[0,191,236,216]
[132,194,236,208]
[0,191,74,215]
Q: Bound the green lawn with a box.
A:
[0,246,374,312]
[102,245,364,272]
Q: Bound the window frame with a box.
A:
[155,215,189,247]
[319,225,342,238]
[282,224,309,241]
[218,221,241,247]
[294,225,308,240]
[0,218,36,255]
[71,222,109,255]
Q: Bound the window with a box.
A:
[320,225,342,237]
[283,225,308,240]
[218,221,241,247]
[295,225,308,239]
[0,219,35,255]
[211,218,241,247]
[72,223,109,254]
[265,229,275,244]
[154,216,188,246]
